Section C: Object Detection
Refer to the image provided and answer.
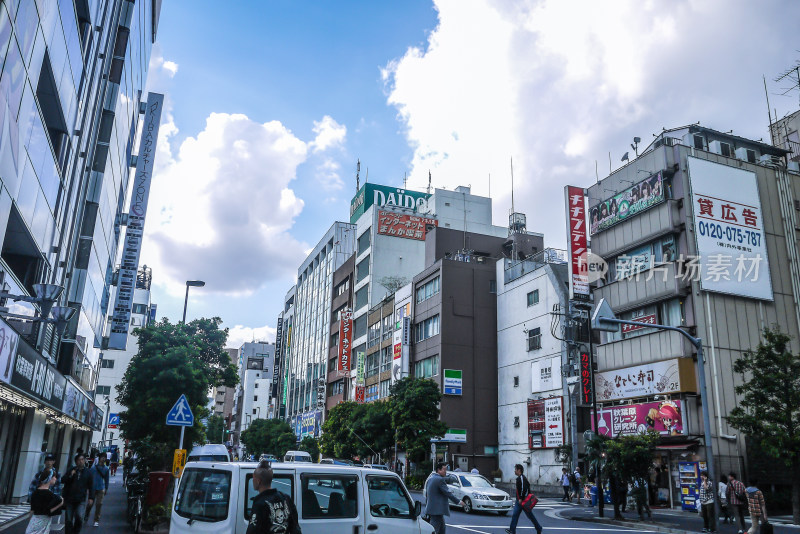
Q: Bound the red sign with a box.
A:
[377,210,438,240]
[354,385,365,404]
[592,400,685,438]
[580,350,593,405]
[565,186,589,300]
[621,313,657,334]
[393,343,401,360]
[338,311,353,372]
[527,399,545,448]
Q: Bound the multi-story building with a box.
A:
[770,108,800,173]
[283,223,355,437]
[0,0,161,505]
[410,226,543,474]
[587,124,800,507]
[90,267,153,452]
[232,342,273,455]
[272,286,295,420]
[326,255,354,408]
[496,248,574,486]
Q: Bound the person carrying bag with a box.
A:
[506,464,542,534]
[26,470,64,534]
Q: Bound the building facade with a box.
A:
[232,342,273,455]
[0,0,161,504]
[587,125,800,506]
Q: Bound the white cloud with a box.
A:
[315,158,345,191]
[225,324,277,349]
[309,115,347,153]
[383,0,800,246]
[142,112,308,296]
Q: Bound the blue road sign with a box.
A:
[166,394,194,426]
[107,413,120,428]
[444,386,462,395]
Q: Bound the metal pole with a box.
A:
[179,426,185,451]
[182,284,190,323]
[587,324,604,517]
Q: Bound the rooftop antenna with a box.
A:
[630,137,641,157]
[510,157,515,214]
[356,159,361,191]
[427,170,432,195]
[403,171,408,189]
[763,75,775,144]
[488,173,491,198]
[365,167,368,183]
[775,60,800,107]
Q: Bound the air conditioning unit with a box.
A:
[735,147,757,163]
[787,161,800,173]
[759,154,774,164]
[708,140,722,155]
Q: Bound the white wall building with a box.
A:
[496,251,574,487]
[233,342,274,454]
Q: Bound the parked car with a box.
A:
[171,462,431,533]
[258,454,279,463]
[319,458,352,465]
[284,450,313,463]
[187,444,230,463]
[422,471,512,515]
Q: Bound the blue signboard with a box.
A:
[166,394,194,426]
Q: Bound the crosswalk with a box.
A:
[0,504,30,528]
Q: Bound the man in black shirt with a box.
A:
[62,453,94,534]
[247,460,301,534]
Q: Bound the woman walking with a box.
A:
[698,470,716,533]
[26,470,64,534]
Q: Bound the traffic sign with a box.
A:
[166,394,194,426]
[107,413,120,429]
[443,369,462,395]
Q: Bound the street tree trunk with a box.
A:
[793,460,800,525]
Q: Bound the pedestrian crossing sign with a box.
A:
[166,394,194,426]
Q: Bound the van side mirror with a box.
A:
[413,500,422,518]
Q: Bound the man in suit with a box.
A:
[506,464,542,534]
[424,463,465,534]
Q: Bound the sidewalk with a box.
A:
[1,472,130,534]
[558,502,800,533]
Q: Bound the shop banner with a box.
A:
[545,396,564,447]
[565,186,590,300]
[0,319,20,384]
[592,400,685,438]
[10,336,66,413]
[356,351,365,385]
[595,358,691,402]
[590,172,665,235]
[579,349,593,406]
[354,385,365,403]
[272,317,283,398]
[338,310,352,372]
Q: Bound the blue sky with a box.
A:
[141,1,800,347]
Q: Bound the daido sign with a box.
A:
[350,184,431,223]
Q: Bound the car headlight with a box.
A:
[472,492,491,500]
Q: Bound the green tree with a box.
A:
[240,419,296,458]
[298,436,320,462]
[320,402,362,460]
[727,327,800,524]
[603,432,660,486]
[205,415,225,444]
[117,318,238,469]
[388,377,448,463]
[357,401,394,459]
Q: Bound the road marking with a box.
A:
[447,527,657,532]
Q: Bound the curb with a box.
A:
[0,512,31,532]
[555,509,700,534]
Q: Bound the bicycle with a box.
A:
[126,473,148,533]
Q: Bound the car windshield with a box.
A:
[459,475,493,488]
[174,469,232,522]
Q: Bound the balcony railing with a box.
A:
[786,139,800,162]
[504,248,567,284]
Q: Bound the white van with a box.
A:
[169,462,433,534]
[283,450,312,463]
[187,444,231,463]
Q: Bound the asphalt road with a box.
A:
[410,495,661,534]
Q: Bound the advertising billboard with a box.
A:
[338,310,352,372]
[0,319,20,385]
[350,184,431,223]
[594,358,696,402]
[687,157,772,300]
[565,186,590,300]
[592,400,685,438]
[589,172,665,235]
[377,210,438,241]
[271,317,283,398]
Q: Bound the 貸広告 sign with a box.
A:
[687,157,772,301]
[589,172,665,235]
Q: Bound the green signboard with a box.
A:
[349,183,431,223]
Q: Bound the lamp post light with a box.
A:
[182,280,205,323]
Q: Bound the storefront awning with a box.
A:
[656,440,700,450]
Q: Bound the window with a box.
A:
[356,256,370,283]
[175,469,232,522]
[379,380,390,399]
[330,331,339,349]
[100,359,115,369]
[367,476,414,518]
[513,376,519,387]
[415,277,440,303]
[527,327,542,351]
[96,385,111,396]
[354,315,367,339]
[489,280,497,293]
[720,142,732,158]
[253,409,256,414]
[255,383,259,388]
[366,352,380,378]
[355,286,368,310]
[608,235,677,281]
[301,474,359,519]
[368,322,381,348]
[414,315,440,343]
[334,280,349,297]
[254,396,258,401]
[414,355,439,379]
[604,299,685,343]
[514,416,520,427]
[245,472,293,520]
[132,303,148,315]
[380,346,392,373]
[693,134,704,150]
[381,315,392,340]
[329,380,344,396]
[358,231,371,255]
[527,290,539,306]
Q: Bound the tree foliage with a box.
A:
[603,431,660,484]
[116,318,238,469]
[389,377,448,463]
[240,419,296,458]
[205,415,225,444]
[298,436,320,462]
[320,402,362,460]
[727,327,800,524]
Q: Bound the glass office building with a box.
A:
[0,0,162,505]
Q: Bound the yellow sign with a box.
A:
[173,449,187,478]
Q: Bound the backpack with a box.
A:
[568,472,577,484]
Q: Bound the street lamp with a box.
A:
[182,280,205,323]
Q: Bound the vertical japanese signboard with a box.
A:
[354,385,365,403]
[272,318,283,398]
[338,310,352,372]
[687,157,772,300]
[565,186,590,301]
[580,349,593,406]
[109,93,164,350]
[544,396,564,447]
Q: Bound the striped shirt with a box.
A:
[726,478,747,506]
